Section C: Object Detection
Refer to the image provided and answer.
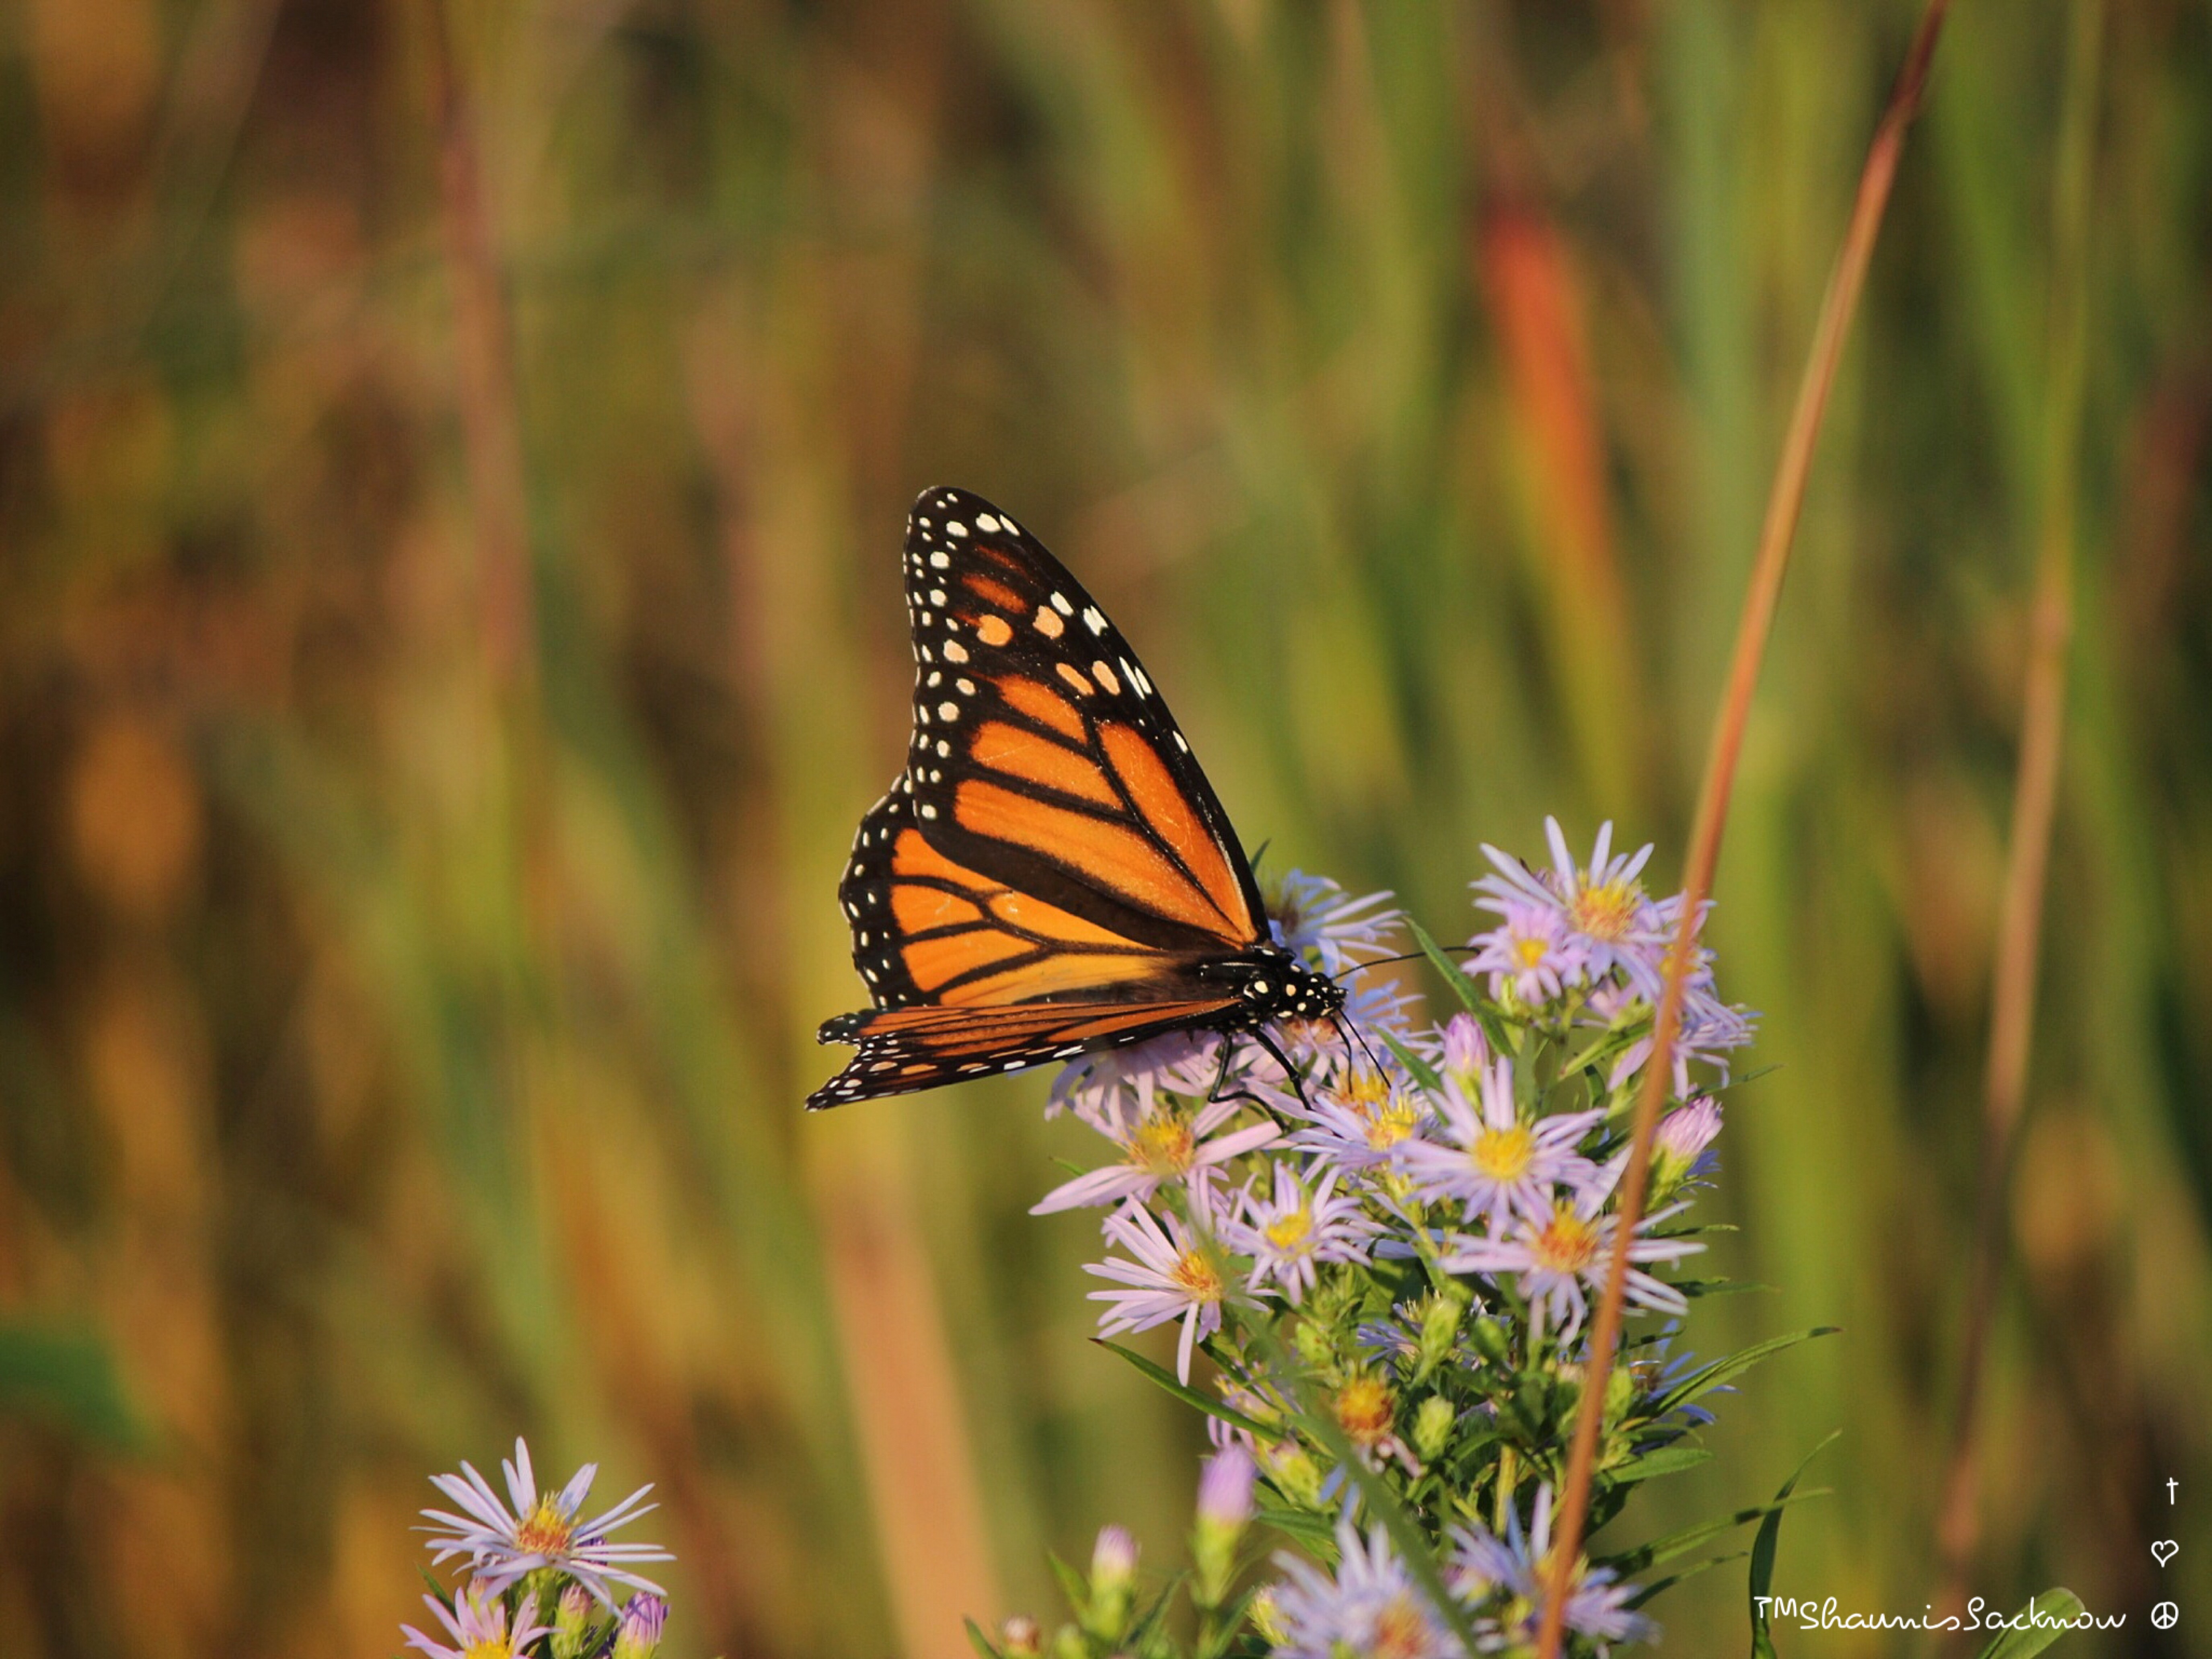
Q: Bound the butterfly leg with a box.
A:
[1246,1025,1315,1117]
[1196,1030,1293,1125]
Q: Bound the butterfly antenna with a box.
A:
[1332,1012,1386,1079]
[1330,946,1482,984]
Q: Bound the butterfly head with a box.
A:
[1215,948,1345,1026]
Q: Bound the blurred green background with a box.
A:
[1,0,2207,1653]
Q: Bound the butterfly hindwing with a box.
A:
[808,999,1241,1108]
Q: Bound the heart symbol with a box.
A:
[2153,1540,2179,1568]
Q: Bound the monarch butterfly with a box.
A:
[808,486,1344,1109]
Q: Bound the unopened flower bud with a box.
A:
[551,1584,595,1659]
[1248,1586,1289,1649]
[1192,1445,1255,1608]
[999,1615,1042,1657]
[1441,1013,1490,1082]
[1292,1318,1335,1367]
[1466,1315,1513,1370]
[612,1593,667,1659]
[1412,1394,1455,1462]
[1414,1291,1466,1379]
[1090,1524,1138,1591]
[1195,1444,1255,1531]
[1652,1097,1723,1194]
[1264,1443,1324,1509]
[1083,1525,1139,1639]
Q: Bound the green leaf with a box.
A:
[1048,1551,1089,1611]
[1624,1548,1748,1610]
[1127,1577,1186,1649]
[1972,1588,2089,1658]
[1378,1030,1444,1094]
[1670,1278,1771,1300]
[1096,1341,1274,1439]
[964,1617,1005,1659]
[1404,915,1486,1015]
[1749,1433,1840,1658]
[0,1322,147,1450]
[1612,1445,1713,1484]
[1255,1505,1337,1553]
[1599,1490,1828,1575]
[1651,1328,1840,1417]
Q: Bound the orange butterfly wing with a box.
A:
[808,487,1272,1108]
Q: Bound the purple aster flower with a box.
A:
[1269,871,1404,974]
[1268,1511,1475,1659]
[1464,899,1585,1006]
[1439,1191,1702,1342]
[1047,1030,1224,1126]
[402,1585,553,1659]
[1394,1059,1604,1228]
[1085,1203,1229,1384]
[1602,984,1758,1093]
[1628,1327,1720,1429]
[1205,1372,1296,1452]
[1031,1085,1279,1215]
[1287,1070,1432,1175]
[1476,818,1672,999]
[1451,1486,1654,1652]
[1221,1164,1377,1304]
[1353,1303,1425,1374]
[421,1438,672,1606]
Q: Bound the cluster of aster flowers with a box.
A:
[403,1437,675,1659]
[979,824,1772,1659]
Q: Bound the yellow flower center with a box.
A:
[1471,1123,1535,1182]
[1334,1069,1419,1152]
[463,1641,514,1659]
[1569,877,1640,942]
[1131,1116,1196,1176]
[1172,1248,1224,1303]
[1332,1375,1395,1446]
[1364,1097,1422,1153]
[1369,1593,1433,1659]
[1513,935,1551,968]
[514,1499,574,1555]
[1336,1068,1391,1112]
[1532,1206,1600,1274]
[1264,1206,1314,1253]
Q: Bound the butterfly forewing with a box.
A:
[894,488,1266,951]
